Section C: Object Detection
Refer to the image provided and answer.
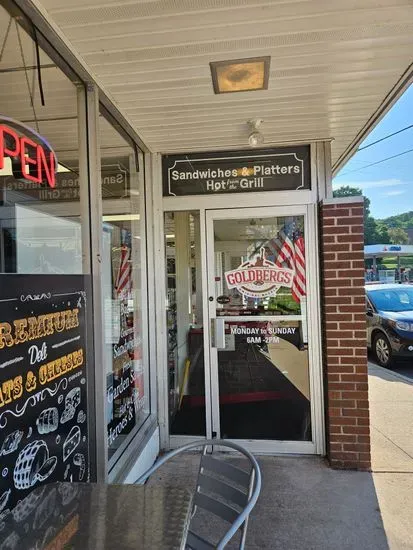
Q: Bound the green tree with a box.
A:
[381,211,413,229]
[387,227,409,244]
[333,185,363,199]
[376,221,390,243]
[364,216,380,245]
[333,185,380,244]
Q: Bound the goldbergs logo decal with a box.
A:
[224,248,294,299]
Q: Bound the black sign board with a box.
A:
[162,145,311,197]
[0,275,91,512]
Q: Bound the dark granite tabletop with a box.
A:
[0,482,193,549]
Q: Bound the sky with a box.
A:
[333,84,413,220]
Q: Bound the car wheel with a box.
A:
[373,333,393,368]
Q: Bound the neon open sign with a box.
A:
[0,116,57,188]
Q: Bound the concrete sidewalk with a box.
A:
[148,453,388,549]
[145,364,413,549]
[369,363,413,472]
[369,362,413,550]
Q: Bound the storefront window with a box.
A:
[0,9,93,511]
[0,10,87,274]
[100,114,149,464]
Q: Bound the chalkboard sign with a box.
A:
[162,145,311,197]
[0,275,91,513]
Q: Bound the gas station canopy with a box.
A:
[365,244,413,258]
[24,0,413,166]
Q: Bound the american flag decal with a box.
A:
[115,245,132,298]
[266,224,306,303]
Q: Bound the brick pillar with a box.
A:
[320,197,371,470]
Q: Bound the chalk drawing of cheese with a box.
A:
[60,387,81,424]
[63,425,81,462]
[13,441,57,490]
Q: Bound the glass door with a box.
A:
[164,211,207,439]
[206,206,317,453]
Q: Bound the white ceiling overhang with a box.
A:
[25,0,413,170]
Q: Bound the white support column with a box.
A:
[315,141,333,200]
[153,154,169,450]
[83,83,108,482]
[77,85,91,275]
[324,141,333,199]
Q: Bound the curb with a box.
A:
[368,363,413,386]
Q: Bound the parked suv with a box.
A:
[366,284,413,368]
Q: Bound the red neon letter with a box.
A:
[37,146,56,188]
[20,136,41,183]
[0,124,20,170]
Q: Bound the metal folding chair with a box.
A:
[136,439,262,550]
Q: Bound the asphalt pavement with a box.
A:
[368,352,413,380]
[392,362,413,381]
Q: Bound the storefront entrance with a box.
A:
[163,205,324,454]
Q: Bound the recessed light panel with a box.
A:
[210,57,270,94]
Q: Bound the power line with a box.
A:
[357,124,413,151]
[337,147,413,177]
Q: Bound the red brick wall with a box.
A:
[320,197,371,470]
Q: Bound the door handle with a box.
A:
[211,317,226,349]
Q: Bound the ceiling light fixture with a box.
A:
[248,118,264,148]
[210,56,270,94]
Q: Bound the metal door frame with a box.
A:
[159,206,214,450]
[205,205,324,455]
[155,142,326,454]
[160,201,324,455]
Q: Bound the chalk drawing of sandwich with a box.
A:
[63,426,81,462]
[0,430,23,456]
[36,407,59,435]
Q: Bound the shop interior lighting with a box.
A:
[210,57,270,94]
[165,234,175,239]
[102,214,140,222]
